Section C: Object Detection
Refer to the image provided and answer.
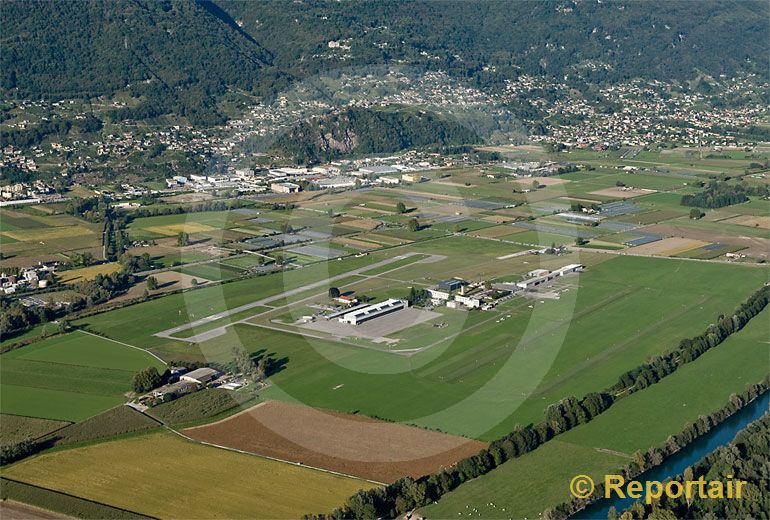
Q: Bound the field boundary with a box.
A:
[164,425,387,486]
[77,329,167,365]
[0,477,155,519]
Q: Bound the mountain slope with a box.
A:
[0,0,286,123]
[220,0,769,83]
[2,0,766,124]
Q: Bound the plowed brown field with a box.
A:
[183,400,487,483]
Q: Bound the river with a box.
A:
[572,391,770,519]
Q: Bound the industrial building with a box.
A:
[338,299,409,325]
[270,182,300,194]
[516,264,584,290]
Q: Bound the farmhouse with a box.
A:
[339,299,409,325]
[180,367,220,385]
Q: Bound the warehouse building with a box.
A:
[339,299,409,325]
[516,264,584,290]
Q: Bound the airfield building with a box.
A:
[339,299,409,325]
[516,264,584,290]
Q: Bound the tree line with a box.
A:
[128,199,251,219]
[542,379,769,520]
[680,181,768,209]
[617,410,770,520]
[306,285,770,519]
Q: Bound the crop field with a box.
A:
[0,331,165,421]
[42,405,161,447]
[183,400,487,483]
[57,262,122,284]
[147,386,261,425]
[68,223,770,438]
[0,210,103,267]
[126,211,254,241]
[420,307,770,519]
[2,432,377,519]
[0,415,69,445]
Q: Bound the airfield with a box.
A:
[2,146,769,518]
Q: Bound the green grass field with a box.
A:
[1,332,165,421]
[420,307,770,519]
[72,231,769,439]
[165,255,769,440]
[174,262,243,281]
[3,432,377,519]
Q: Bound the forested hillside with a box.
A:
[273,107,480,163]
[2,0,767,125]
[0,0,286,125]
[218,0,770,84]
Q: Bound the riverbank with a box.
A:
[419,308,770,519]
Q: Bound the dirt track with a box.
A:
[183,401,487,483]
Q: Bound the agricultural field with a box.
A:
[2,432,377,519]
[420,307,770,519]
[0,415,69,445]
[56,262,122,284]
[0,208,103,267]
[147,386,261,426]
[0,332,165,421]
[41,405,161,447]
[2,148,768,518]
[183,400,487,483]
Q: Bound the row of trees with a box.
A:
[543,379,769,520]
[129,199,251,219]
[610,285,769,396]
[619,409,770,520]
[309,285,770,519]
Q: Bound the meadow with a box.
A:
[0,332,165,421]
[420,306,770,518]
[2,432,377,519]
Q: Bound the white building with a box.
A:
[271,182,300,194]
[179,367,220,385]
[516,264,584,290]
[339,299,408,325]
[427,288,451,301]
[454,294,482,308]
